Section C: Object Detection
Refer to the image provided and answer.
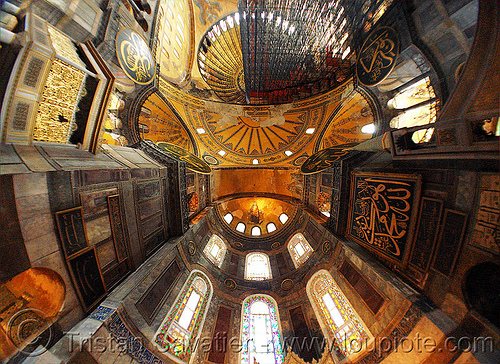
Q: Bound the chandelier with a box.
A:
[198,0,390,105]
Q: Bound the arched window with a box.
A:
[279,213,288,224]
[236,222,246,233]
[387,77,436,110]
[203,234,227,267]
[245,253,272,280]
[287,233,313,268]
[267,222,277,233]
[224,213,234,224]
[307,270,369,357]
[155,271,212,360]
[251,226,261,236]
[241,295,283,364]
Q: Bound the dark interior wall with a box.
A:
[3,161,176,331]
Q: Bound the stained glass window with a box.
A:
[287,233,313,268]
[241,295,283,364]
[306,270,369,357]
[245,253,272,280]
[203,234,227,267]
[155,271,212,361]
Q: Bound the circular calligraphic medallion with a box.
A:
[356,26,400,87]
[271,242,281,250]
[116,28,156,85]
[224,278,237,291]
[233,242,244,249]
[157,142,212,174]
[322,241,332,255]
[293,155,309,166]
[300,143,358,175]
[281,279,294,291]
[187,241,196,255]
[202,154,219,165]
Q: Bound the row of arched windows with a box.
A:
[224,213,289,235]
[154,269,370,362]
[202,232,313,277]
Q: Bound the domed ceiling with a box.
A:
[216,197,297,237]
[137,0,389,167]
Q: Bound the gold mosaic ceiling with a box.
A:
[140,0,381,167]
[156,79,374,167]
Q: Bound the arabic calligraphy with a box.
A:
[116,28,155,85]
[348,174,421,263]
[356,26,400,87]
[300,143,359,174]
[157,142,212,174]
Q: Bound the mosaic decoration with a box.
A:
[241,295,284,364]
[347,172,421,266]
[356,26,400,87]
[308,271,369,357]
[107,311,164,364]
[300,143,359,175]
[155,272,211,361]
[287,233,314,268]
[89,305,116,322]
[224,278,237,291]
[115,28,156,85]
[203,234,227,267]
[158,142,212,174]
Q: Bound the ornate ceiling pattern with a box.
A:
[139,93,194,152]
[157,0,194,86]
[319,90,375,149]
[155,78,359,166]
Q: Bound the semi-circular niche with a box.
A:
[216,197,297,238]
[0,268,65,361]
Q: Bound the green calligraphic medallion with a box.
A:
[116,28,156,85]
[300,143,359,175]
[356,26,400,87]
[157,142,212,174]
